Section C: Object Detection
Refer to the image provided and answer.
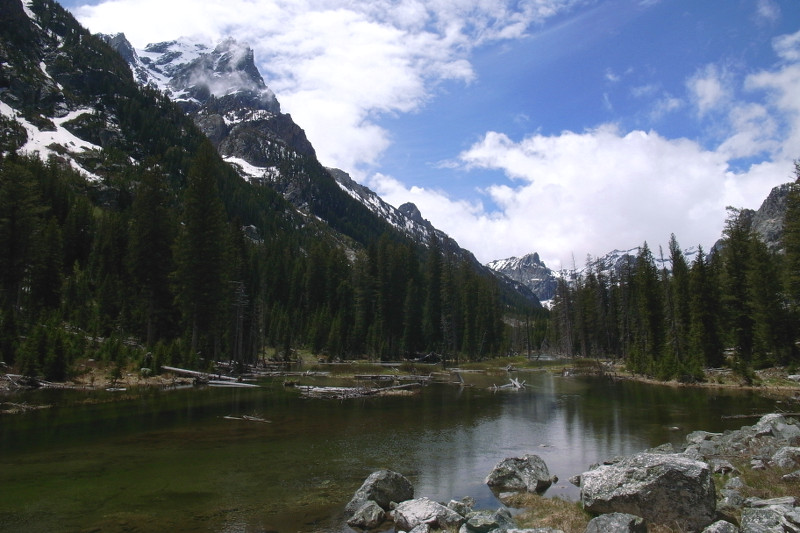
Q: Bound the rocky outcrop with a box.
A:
[580,452,716,531]
[344,469,414,516]
[485,454,557,493]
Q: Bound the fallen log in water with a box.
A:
[208,380,260,388]
[223,414,271,423]
[297,382,422,399]
[161,365,240,382]
[491,378,526,391]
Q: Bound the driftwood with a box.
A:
[208,380,259,388]
[223,414,271,423]
[298,382,422,400]
[722,412,800,420]
[161,366,261,388]
[491,378,526,391]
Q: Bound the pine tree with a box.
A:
[688,246,723,372]
[664,235,690,378]
[630,243,663,375]
[0,159,44,315]
[173,142,231,357]
[720,208,755,379]
[128,166,175,345]
[783,163,800,363]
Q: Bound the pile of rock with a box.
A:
[344,413,800,532]
[344,465,540,532]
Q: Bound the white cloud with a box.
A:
[756,0,781,24]
[374,40,800,268]
[687,64,732,116]
[73,0,581,172]
[773,29,800,62]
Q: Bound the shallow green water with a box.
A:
[0,372,779,532]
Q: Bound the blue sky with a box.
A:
[63,0,800,268]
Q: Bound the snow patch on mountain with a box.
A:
[1,101,103,181]
[223,156,280,183]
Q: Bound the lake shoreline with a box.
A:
[3,356,800,411]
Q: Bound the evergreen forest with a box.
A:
[548,162,800,383]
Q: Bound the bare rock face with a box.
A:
[580,452,716,531]
[344,469,414,516]
[485,454,556,493]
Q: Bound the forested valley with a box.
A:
[1,0,799,387]
[549,163,800,383]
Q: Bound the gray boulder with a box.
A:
[346,500,385,529]
[740,506,793,533]
[485,454,556,493]
[344,469,414,515]
[585,512,646,533]
[447,497,474,517]
[755,413,799,438]
[702,520,739,533]
[393,497,465,530]
[506,529,564,533]
[580,452,716,531]
[460,508,514,532]
[772,446,800,469]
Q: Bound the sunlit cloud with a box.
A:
[373,35,800,267]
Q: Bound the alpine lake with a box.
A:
[0,366,784,533]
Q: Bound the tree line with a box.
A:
[548,163,800,381]
[0,145,532,381]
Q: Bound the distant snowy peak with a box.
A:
[328,168,437,242]
[100,33,280,113]
[487,253,559,302]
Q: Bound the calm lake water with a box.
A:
[0,370,781,532]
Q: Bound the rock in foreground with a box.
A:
[393,497,465,530]
[344,469,414,515]
[485,454,557,493]
[580,452,715,531]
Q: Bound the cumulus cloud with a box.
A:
[687,64,732,116]
[373,33,800,268]
[73,0,581,172]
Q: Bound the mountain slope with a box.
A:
[103,32,539,306]
[1,0,540,371]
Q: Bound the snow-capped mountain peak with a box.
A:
[101,33,279,112]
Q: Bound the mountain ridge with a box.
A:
[102,31,540,306]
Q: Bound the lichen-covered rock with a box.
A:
[447,497,474,517]
[460,508,513,533]
[580,452,716,531]
[585,512,646,533]
[771,446,800,469]
[702,520,739,533]
[344,469,414,515]
[485,454,556,493]
[740,506,789,533]
[393,497,465,530]
[346,501,386,529]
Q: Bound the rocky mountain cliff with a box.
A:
[486,253,559,303]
